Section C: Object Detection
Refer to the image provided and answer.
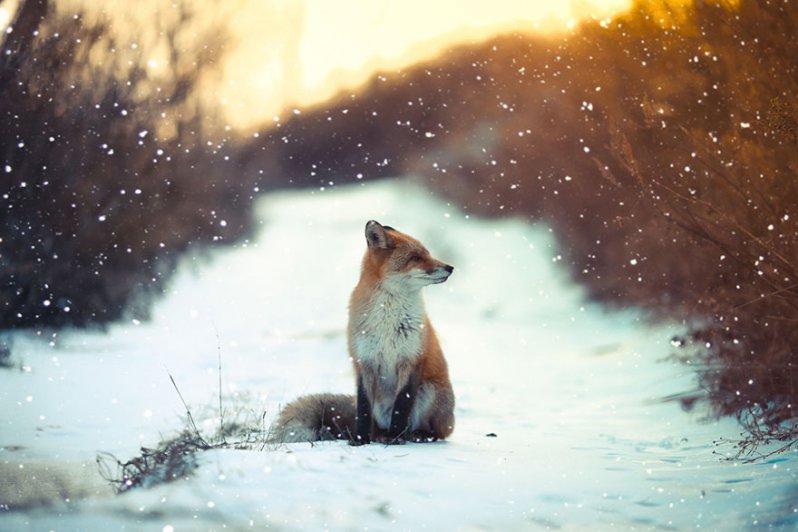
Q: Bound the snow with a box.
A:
[1,179,796,530]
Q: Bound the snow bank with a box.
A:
[1,179,795,530]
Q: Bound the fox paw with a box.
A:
[348,435,370,446]
[408,431,438,443]
[372,431,407,445]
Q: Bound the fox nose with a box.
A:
[444,265,454,274]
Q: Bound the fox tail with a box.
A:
[268,393,356,443]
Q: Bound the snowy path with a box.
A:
[1,179,796,530]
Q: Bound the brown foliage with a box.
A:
[0,2,257,328]
[258,0,798,451]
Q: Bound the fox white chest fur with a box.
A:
[350,279,430,429]
[351,282,426,369]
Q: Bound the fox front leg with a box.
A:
[351,374,372,446]
[387,370,420,442]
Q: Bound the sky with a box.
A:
[1,0,631,129]
[221,0,632,129]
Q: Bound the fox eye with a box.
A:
[407,254,422,265]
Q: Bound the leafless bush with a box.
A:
[1,1,256,329]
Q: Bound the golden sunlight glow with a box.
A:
[0,1,19,31]
[220,0,632,130]
[640,0,740,26]
[52,0,634,131]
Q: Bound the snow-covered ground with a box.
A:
[1,179,796,530]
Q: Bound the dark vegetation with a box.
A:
[97,419,268,492]
[98,371,270,492]
[0,0,258,328]
[256,0,798,457]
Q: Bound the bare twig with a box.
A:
[167,371,208,447]
[214,324,225,444]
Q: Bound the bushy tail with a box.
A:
[268,393,356,443]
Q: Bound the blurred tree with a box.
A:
[0,0,48,72]
[0,0,257,329]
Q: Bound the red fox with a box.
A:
[270,220,455,444]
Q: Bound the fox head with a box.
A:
[363,220,454,289]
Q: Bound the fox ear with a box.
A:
[365,220,393,249]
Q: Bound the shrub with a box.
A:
[0,1,256,329]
